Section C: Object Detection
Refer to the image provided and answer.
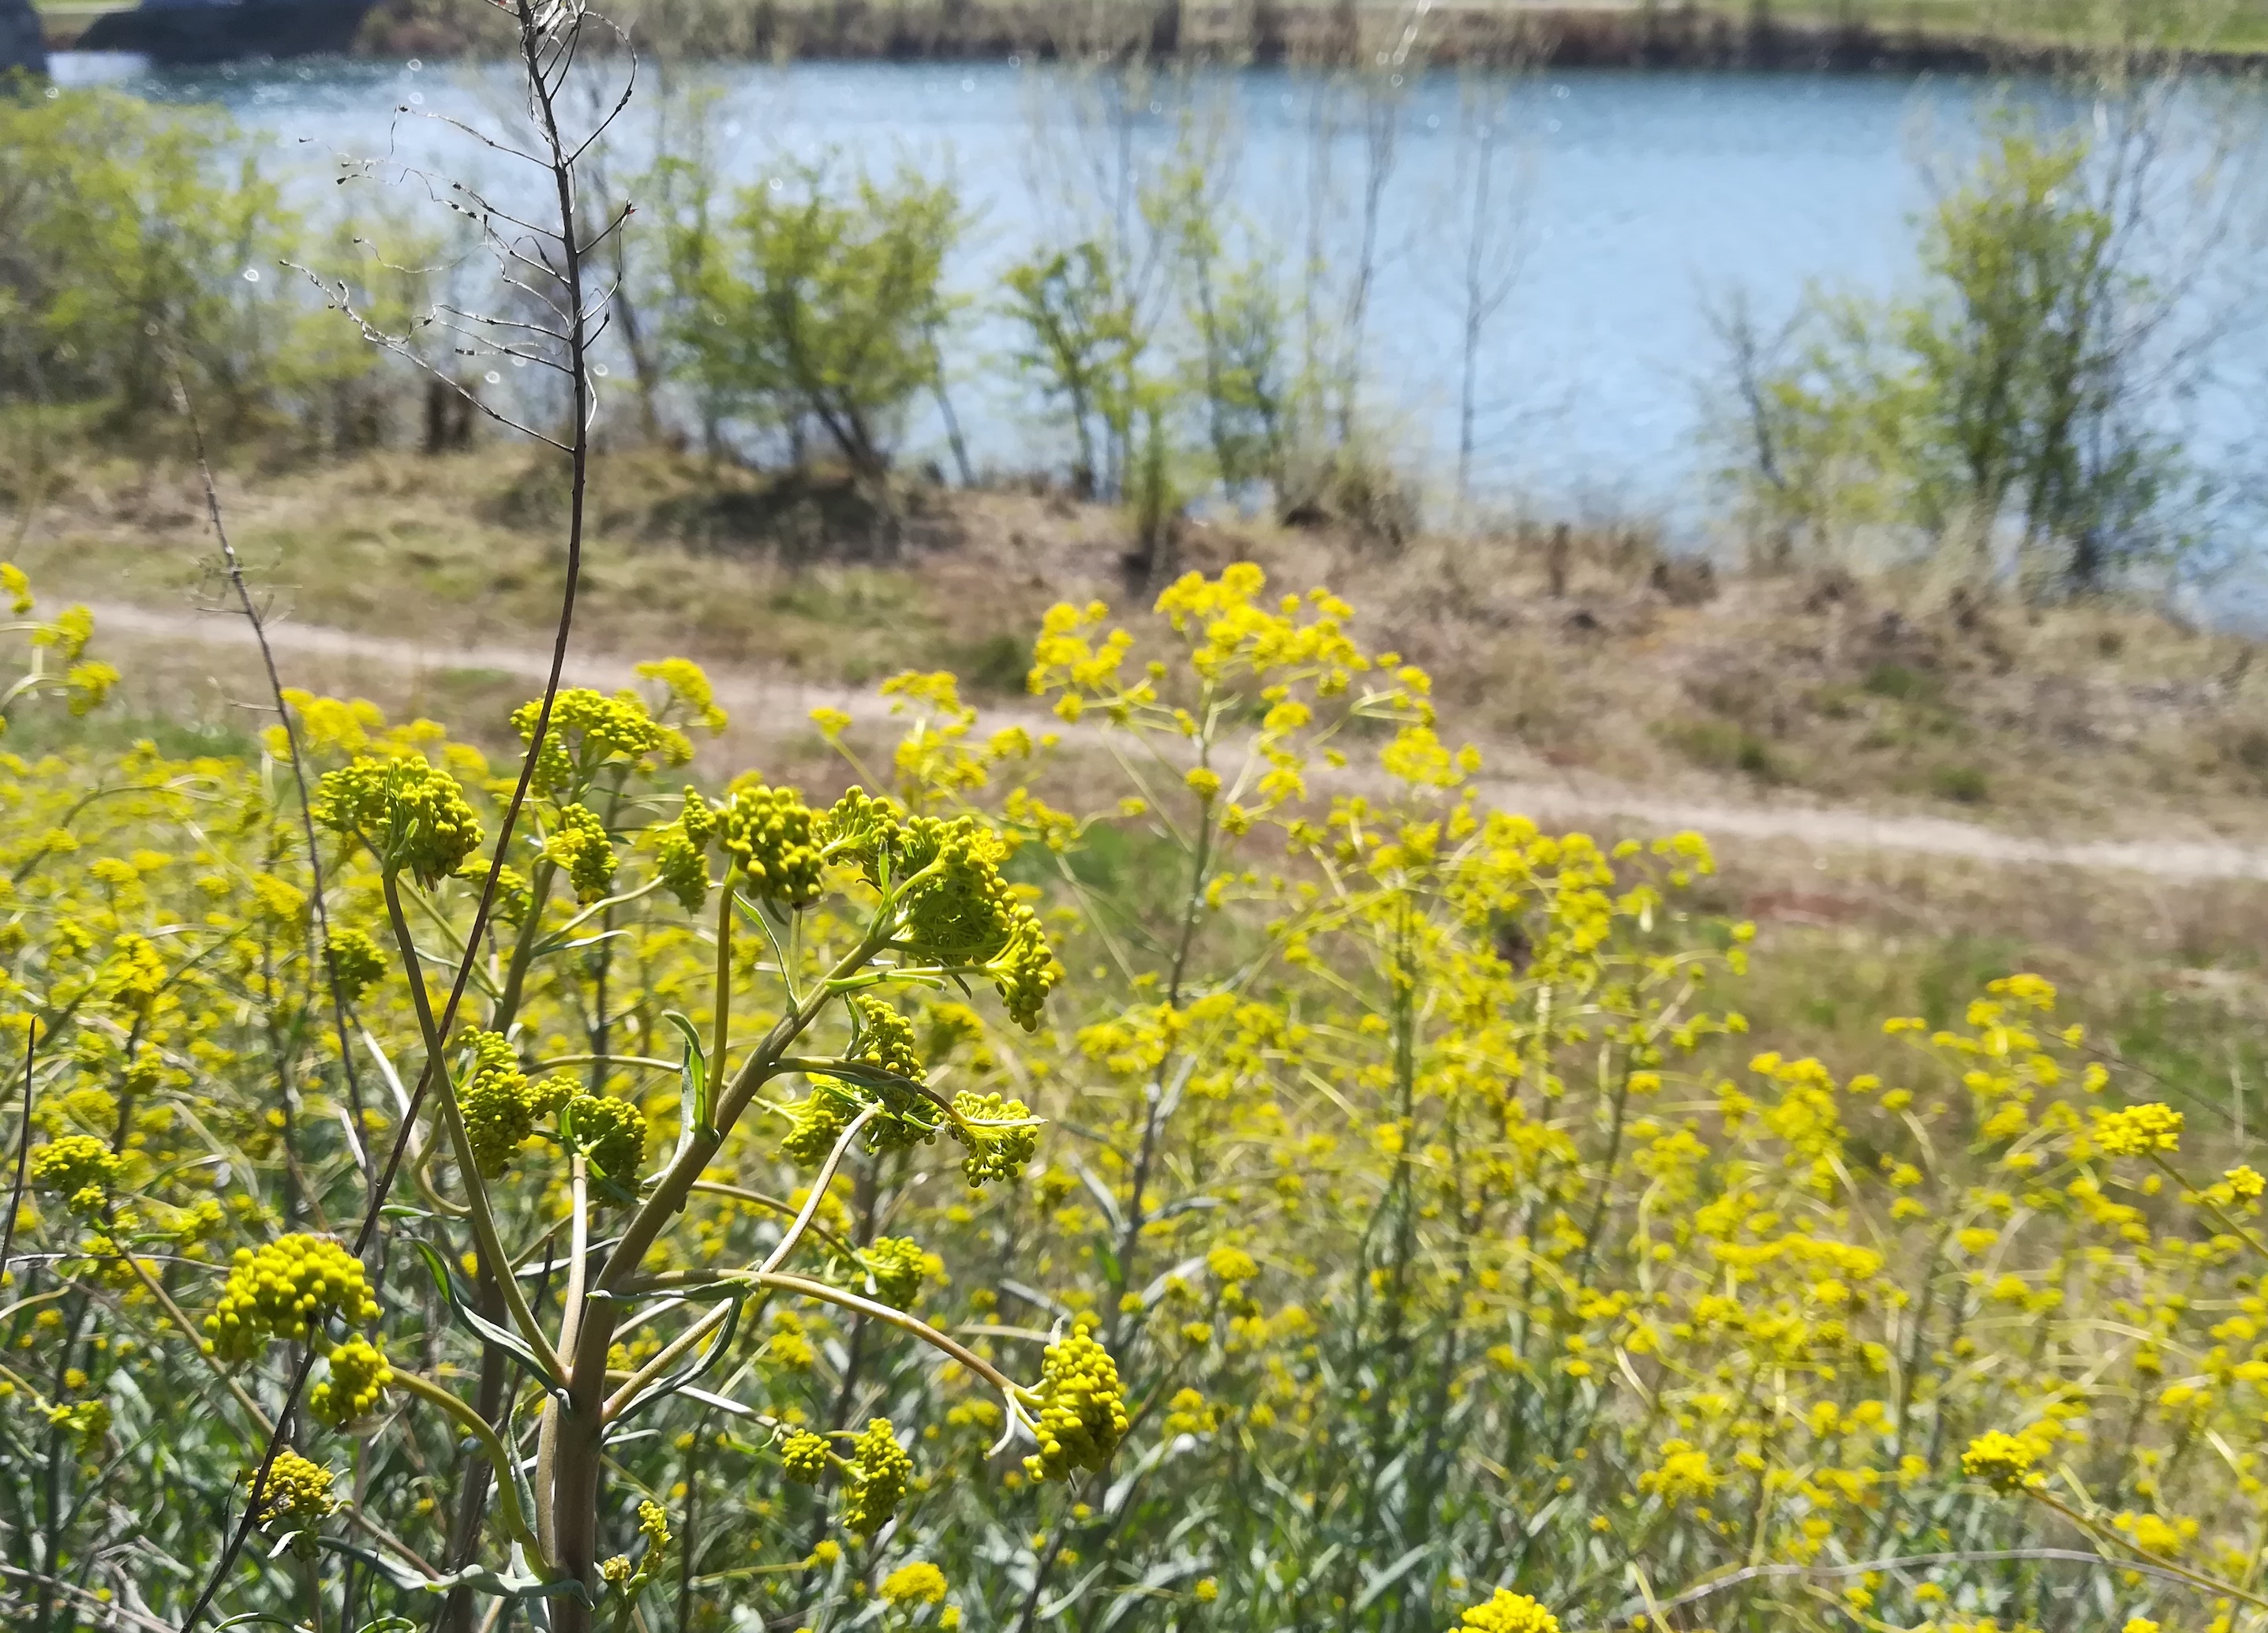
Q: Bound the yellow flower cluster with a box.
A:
[890,815,1058,1029]
[321,926,387,1004]
[637,1498,672,1556]
[569,1092,648,1189]
[204,1234,382,1362]
[312,755,485,886]
[652,788,716,912]
[719,785,825,909]
[782,1080,861,1166]
[543,802,616,905]
[249,1450,339,1530]
[852,1235,931,1309]
[780,1429,832,1483]
[1960,1432,2042,1494]
[948,1090,1039,1187]
[2090,1102,2184,1156]
[1638,1440,1718,1506]
[1452,1590,1562,1633]
[458,1031,572,1176]
[512,687,686,795]
[881,1560,949,1605]
[310,1335,392,1429]
[842,1418,912,1536]
[28,1133,119,1212]
[1024,1323,1128,1481]
[634,658,729,734]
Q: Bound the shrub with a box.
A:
[0,84,348,434]
[1720,99,2210,594]
[1930,762,1992,803]
[664,156,962,480]
[1001,240,1140,499]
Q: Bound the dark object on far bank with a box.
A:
[73,0,372,62]
[1,0,43,77]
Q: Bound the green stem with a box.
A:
[751,1271,1031,1402]
[2150,1151,2268,1264]
[300,1545,325,1633]
[381,871,566,1383]
[686,1180,858,1257]
[710,881,733,1088]
[1166,790,1217,1009]
[492,857,563,1032]
[391,1369,548,1565]
[2027,1487,2268,1612]
[601,1298,734,1421]
[758,1107,879,1277]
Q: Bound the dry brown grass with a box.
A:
[12,444,2268,846]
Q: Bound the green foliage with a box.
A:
[662,156,963,478]
[1000,239,1141,496]
[1724,114,2194,592]
[0,84,354,433]
[1929,760,1993,803]
[1148,155,1293,493]
[1003,148,1299,514]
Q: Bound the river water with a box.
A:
[49,54,2268,535]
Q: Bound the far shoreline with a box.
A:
[349,0,2268,76]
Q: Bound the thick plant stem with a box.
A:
[440,1267,512,1633]
[298,1549,324,1633]
[533,1155,589,1565]
[548,927,888,1616]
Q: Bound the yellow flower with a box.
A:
[204,1234,382,1362]
[780,1429,831,1484]
[1452,1588,1560,1633]
[312,756,484,887]
[1637,1440,1716,1506]
[841,1418,911,1536]
[880,1561,948,1605]
[1960,1432,2039,1493]
[249,1450,338,1530]
[1024,1321,1129,1481]
[309,1337,392,1429]
[2091,1103,2183,1155]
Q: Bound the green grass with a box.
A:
[1686,0,2268,53]
[1659,717,1788,784]
[6,704,261,762]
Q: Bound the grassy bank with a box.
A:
[13,446,2268,841]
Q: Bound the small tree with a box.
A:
[1719,96,2221,595]
[668,157,961,480]
[1147,158,1292,497]
[1001,240,1141,498]
[0,85,329,436]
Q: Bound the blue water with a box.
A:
[45,54,2268,535]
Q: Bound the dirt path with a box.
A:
[88,599,2268,885]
